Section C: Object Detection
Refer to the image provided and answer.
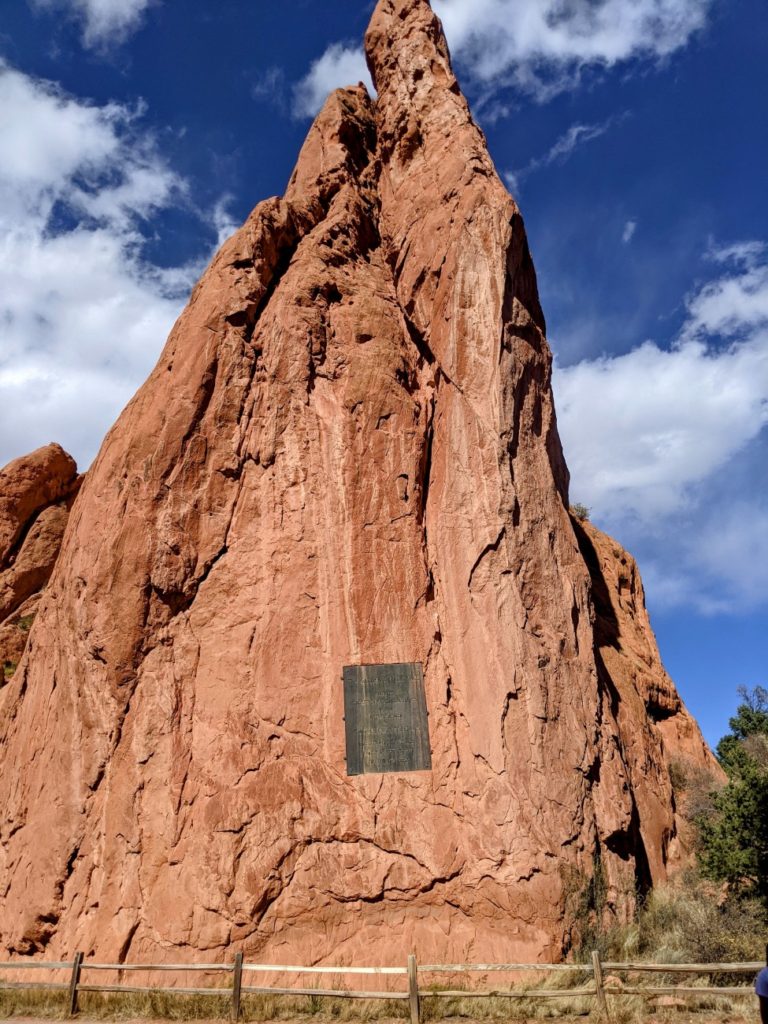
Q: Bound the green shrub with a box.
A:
[570,503,590,521]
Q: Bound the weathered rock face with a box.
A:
[572,518,722,878]
[0,0,716,964]
[575,520,715,767]
[0,444,80,685]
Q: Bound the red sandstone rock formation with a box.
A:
[573,517,722,876]
[0,444,80,685]
[0,0,718,964]
[575,519,714,768]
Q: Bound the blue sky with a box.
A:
[0,0,765,748]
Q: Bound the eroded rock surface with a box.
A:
[573,517,721,877]
[0,445,80,684]
[0,0,716,964]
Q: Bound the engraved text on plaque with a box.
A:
[342,662,432,775]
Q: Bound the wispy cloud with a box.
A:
[622,220,637,243]
[505,113,628,191]
[211,196,239,247]
[30,0,154,48]
[251,66,289,114]
[708,239,767,266]
[545,120,617,163]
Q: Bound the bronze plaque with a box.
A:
[343,662,432,775]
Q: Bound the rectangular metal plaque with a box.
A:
[343,662,432,776]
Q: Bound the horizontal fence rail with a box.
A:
[0,949,764,1021]
[240,986,409,998]
[85,962,234,971]
[601,961,764,972]
[241,964,407,974]
[420,962,593,971]
[421,987,598,998]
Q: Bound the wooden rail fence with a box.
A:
[0,951,763,1021]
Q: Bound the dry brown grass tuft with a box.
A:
[581,873,766,973]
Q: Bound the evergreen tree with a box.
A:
[698,686,768,906]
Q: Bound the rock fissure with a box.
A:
[467,527,507,590]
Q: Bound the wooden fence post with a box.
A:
[231,952,244,1022]
[592,950,609,1020]
[407,953,420,1024]
[68,951,84,1017]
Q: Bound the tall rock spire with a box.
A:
[0,0,716,962]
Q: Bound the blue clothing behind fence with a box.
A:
[756,967,768,998]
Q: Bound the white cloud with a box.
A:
[294,0,712,114]
[0,64,121,201]
[555,241,768,609]
[31,0,153,47]
[292,43,373,118]
[682,242,768,341]
[557,337,768,517]
[434,0,712,101]
[0,62,202,469]
[622,219,637,243]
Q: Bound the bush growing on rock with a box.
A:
[570,503,591,521]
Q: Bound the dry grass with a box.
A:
[0,988,227,1020]
[0,984,760,1022]
[580,873,766,985]
[0,976,760,1023]
[0,986,411,1021]
[419,979,759,1022]
[420,993,596,1020]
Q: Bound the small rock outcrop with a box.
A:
[0,0,717,964]
[0,444,80,685]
